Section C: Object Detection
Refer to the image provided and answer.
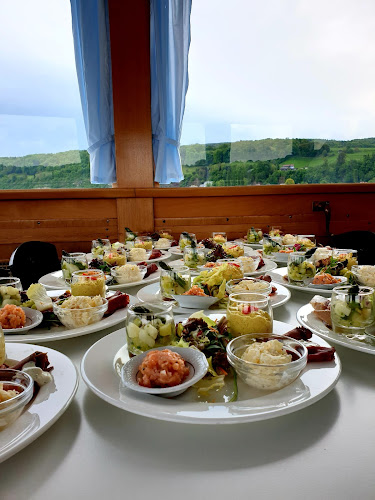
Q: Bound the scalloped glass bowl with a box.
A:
[226,333,308,391]
[53,298,108,329]
[0,369,34,431]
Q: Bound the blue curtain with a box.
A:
[150,0,192,184]
[70,0,116,184]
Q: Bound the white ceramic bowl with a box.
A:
[121,346,209,397]
[171,294,220,309]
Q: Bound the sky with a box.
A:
[1,0,375,158]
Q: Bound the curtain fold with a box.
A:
[70,0,116,184]
[150,0,192,184]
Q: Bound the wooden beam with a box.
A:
[108,0,154,188]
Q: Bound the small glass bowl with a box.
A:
[0,277,22,291]
[287,252,316,285]
[126,302,176,356]
[226,334,308,391]
[263,236,282,256]
[333,248,358,269]
[222,241,245,258]
[351,265,375,287]
[71,269,106,297]
[247,228,263,244]
[0,369,34,431]
[297,235,316,248]
[226,277,272,296]
[103,251,127,267]
[111,264,147,284]
[127,248,151,262]
[158,228,174,240]
[53,298,108,329]
[134,236,153,250]
[212,232,227,244]
[91,239,111,258]
[269,226,283,238]
[227,292,273,337]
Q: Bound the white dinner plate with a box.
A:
[0,343,78,463]
[297,303,375,355]
[39,269,161,291]
[172,258,277,277]
[2,307,43,334]
[81,317,341,424]
[267,267,341,296]
[4,291,136,343]
[137,282,291,313]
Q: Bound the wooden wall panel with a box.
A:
[116,198,154,241]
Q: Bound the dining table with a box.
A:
[1,277,375,500]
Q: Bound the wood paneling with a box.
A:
[116,198,154,241]
[109,0,154,188]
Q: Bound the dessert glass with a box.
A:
[91,239,111,258]
[160,266,191,297]
[61,252,88,284]
[212,232,227,244]
[287,252,316,285]
[71,269,106,297]
[134,236,153,250]
[247,228,263,243]
[183,247,206,269]
[227,292,273,337]
[179,233,197,250]
[126,302,176,356]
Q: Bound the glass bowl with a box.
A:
[179,233,197,250]
[222,241,245,258]
[226,334,308,391]
[0,277,22,291]
[111,264,147,284]
[126,302,176,356]
[226,277,272,296]
[127,248,151,262]
[0,369,34,431]
[91,238,111,258]
[212,232,227,244]
[351,265,375,287]
[53,297,108,329]
[134,236,153,250]
[183,247,206,269]
[160,265,191,297]
[227,292,273,337]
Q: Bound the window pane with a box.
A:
[178,0,375,187]
[0,0,109,189]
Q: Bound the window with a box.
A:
[0,0,109,189]
[178,0,375,187]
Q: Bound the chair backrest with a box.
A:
[330,231,375,265]
[10,241,60,289]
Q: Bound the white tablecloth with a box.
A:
[2,284,374,500]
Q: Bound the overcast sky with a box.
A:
[1,0,375,158]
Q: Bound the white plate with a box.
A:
[137,282,291,312]
[4,291,137,343]
[297,303,375,355]
[39,269,161,291]
[267,267,341,296]
[87,250,171,264]
[171,294,219,309]
[0,343,78,463]
[183,258,277,277]
[2,307,43,334]
[81,317,341,424]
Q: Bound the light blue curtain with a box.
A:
[70,0,116,184]
[150,0,192,184]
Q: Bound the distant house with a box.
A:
[280,164,295,171]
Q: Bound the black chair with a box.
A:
[10,241,60,289]
[330,231,375,265]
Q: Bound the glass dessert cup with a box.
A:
[134,236,153,250]
[330,285,375,340]
[226,292,273,338]
[212,232,227,244]
[0,369,34,431]
[0,277,22,291]
[287,252,316,286]
[226,334,308,391]
[263,236,282,257]
[103,250,127,267]
[71,269,106,297]
[179,233,197,250]
[183,247,206,269]
[53,297,108,328]
[247,227,263,244]
[158,228,174,240]
[269,226,283,238]
[160,266,191,297]
[125,302,176,356]
[91,238,111,258]
[61,252,88,284]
